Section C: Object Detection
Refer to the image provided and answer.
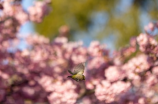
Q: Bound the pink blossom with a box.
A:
[137,33,157,52]
[28,1,51,22]
[47,81,78,104]
[88,41,107,57]
[146,74,158,87]
[3,0,15,16]
[124,54,151,73]
[15,9,28,24]
[95,80,130,103]
[130,37,137,47]
[144,22,155,32]
[137,33,148,46]
[105,66,125,82]
[113,46,136,65]
[54,37,68,44]
[59,25,70,37]
[0,1,158,103]
[152,66,158,75]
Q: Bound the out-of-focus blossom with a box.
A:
[88,41,108,57]
[113,46,136,65]
[15,9,28,24]
[124,54,151,73]
[137,33,157,52]
[39,76,78,104]
[54,37,68,44]
[3,0,28,24]
[1,0,158,104]
[3,0,15,16]
[27,34,50,45]
[85,56,108,89]
[144,22,155,32]
[145,74,158,87]
[59,25,70,37]
[152,66,158,75]
[130,37,137,47]
[105,66,125,82]
[95,80,130,103]
[28,1,51,22]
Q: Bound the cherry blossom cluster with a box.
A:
[1,0,158,104]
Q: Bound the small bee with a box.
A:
[68,63,85,82]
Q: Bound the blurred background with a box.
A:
[21,0,158,51]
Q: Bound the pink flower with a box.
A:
[58,25,70,37]
[137,33,157,52]
[137,33,148,46]
[152,66,158,75]
[105,66,125,82]
[3,1,15,16]
[27,34,49,45]
[28,1,51,22]
[47,81,78,104]
[95,80,111,101]
[88,41,107,57]
[130,37,137,47]
[124,54,151,73]
[15,10,28,24]
[95,80,130,103]
[54,37,68,44]
[146,74,158,87]
[1,0,158,103]
[22,86,35,98]
[144,22,155,32]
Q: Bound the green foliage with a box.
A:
[35,0,158,48]
[35,0,118,38]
